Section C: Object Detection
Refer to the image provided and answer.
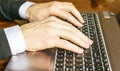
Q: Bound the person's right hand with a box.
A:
[21,16,93,53]
[26,1,84,27]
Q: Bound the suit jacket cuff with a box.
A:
[0,0,26,21]
[0,29,11,59]
[4,25,26,55]
[19,1,36,19]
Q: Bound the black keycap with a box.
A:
[57,50,65,54]
[75,63,83,67]
[94,62,102,67]
[84,54,91,59]
[75,67,83,71]
[84,58,92,63]
[105,67,110,71]
[56,58,64,62]
[93,52,100,58]
[104,62,109,68]
[85,67,93,71]
[103,59,108,63]
[66,51,73,55]
[95,67,103,71]
[102,53,107,58]
[66,54,73,58]
[66,58,73,63]
[66,63,73,67]
[56,63,64,67]
[57,54,64,58]
[75,58,83,63]
[85,63,93,67]
[84,49,91,54]
[55,67,63,71]
[65,67,73,71]
[75,54,83,58]
[94,58,101,63]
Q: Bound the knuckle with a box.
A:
[50,2,58,8]
[49,1,60,13]
[68,2,73,6]
[47,17,58,25]
[46,26,53,34]
[52,1,60,5]
[49,16,57,21]
[49,20,56,25]
[49,5,56,14]
[47,40,54,48]
[45,23,53,30]
[67,2,75,8]
[47,18,55,23]
[46,20,56,32]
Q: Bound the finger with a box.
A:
[52,24,92,45]
[54,39,84,53]
[60,2,84,23]
[51,8,83,27]
[48,16,93,45]
[54,28,90,48]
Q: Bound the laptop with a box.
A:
[5,11,120,71]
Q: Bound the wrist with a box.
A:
[25,4,36,20]
[20,24,32,51]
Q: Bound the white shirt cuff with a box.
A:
[19,1,36,19]
[4,25,26,55]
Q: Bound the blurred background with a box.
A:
[1,0,120,27]
[29,0,120,14]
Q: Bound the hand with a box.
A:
[21,16,93,53]
[26,1,84,27]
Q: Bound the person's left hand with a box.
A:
[26,1,84,27]
[21,16,93,53]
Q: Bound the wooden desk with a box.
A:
[0,0,120,70]
[0,21,16,71]
[30,0,120,14]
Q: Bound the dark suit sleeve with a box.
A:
[0,0,26,21]
[0,29,12,59]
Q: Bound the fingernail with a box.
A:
[80,24,84,27]
[88,39,93,45]
[77,49,84,53]
[80,18,84,23]
[90,40,93,44]
[81,20,85,23]
[85,44,90,49]
[85,37,93,45]
[78,23,84,27]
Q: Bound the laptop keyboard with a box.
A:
[54,13,112,71]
